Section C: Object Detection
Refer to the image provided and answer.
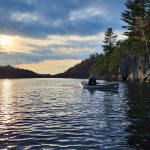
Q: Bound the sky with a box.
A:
[0,0,127,74]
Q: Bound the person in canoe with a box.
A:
[88,74,97,86]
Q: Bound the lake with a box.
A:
[0,78,150,149]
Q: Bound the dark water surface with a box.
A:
[0,79,150,150]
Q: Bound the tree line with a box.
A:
[89,0,150,78]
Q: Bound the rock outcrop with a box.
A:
[118,55,150,83]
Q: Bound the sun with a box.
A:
[1,35,11,46]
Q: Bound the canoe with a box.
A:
[79,81,119,91]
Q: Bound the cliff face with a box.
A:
[118,55,150,83]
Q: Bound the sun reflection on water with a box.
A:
[1,79,13,124]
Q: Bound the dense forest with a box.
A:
[61,0,150,80]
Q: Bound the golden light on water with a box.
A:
[1,79,12,124]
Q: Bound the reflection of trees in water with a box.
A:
[126,83,150,149]
[87,89,129,148]
[81,84,150,149]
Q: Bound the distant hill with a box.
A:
[0,63,92,79]
[0,65,52,78]
[53,58,94,78]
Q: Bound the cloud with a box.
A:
[0,0,127,73]
[0,29,126,66]
[10,12,39,23]
[69,6,107,21]
[0,48,91,66]
[0,0,126,38]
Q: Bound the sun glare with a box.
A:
[1,35,11,46]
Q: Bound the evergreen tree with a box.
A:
[122,0,146,38]
[122,0,150,53]
[103,28,117,55]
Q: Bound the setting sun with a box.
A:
[1,35,11,46]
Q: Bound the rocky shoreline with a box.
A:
[118,54,150,83]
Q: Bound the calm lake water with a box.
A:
[0,78,150,150]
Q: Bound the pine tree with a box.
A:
[122,0,150,53]
[122,0,146,38]
[103,28,117,55]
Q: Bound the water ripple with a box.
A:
[0,79,149,149]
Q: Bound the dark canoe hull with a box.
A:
[80,82,119,91]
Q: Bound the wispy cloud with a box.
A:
[10,12,39,23]
[0,30,126,66]
[69,6,107,21]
